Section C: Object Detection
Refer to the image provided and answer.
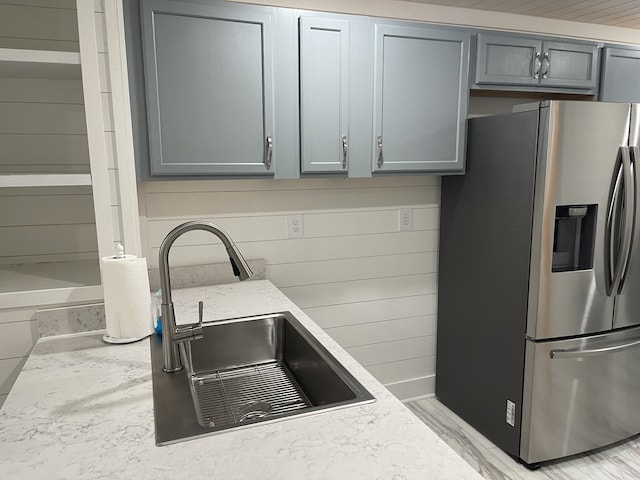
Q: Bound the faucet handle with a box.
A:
[174,300,204,343]
[194,300,204,340]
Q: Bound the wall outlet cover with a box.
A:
[287,214,304,239]
[399,208,413,231]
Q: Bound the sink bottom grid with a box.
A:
[190,361,312,428]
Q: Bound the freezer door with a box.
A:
[527,101,631,339]
[614,104,640,329]
[520,326,640,464]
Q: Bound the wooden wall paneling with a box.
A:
[367,356,436,384]
[0,357,26,395]
[0,103,86,134]
[267,252,437,287]
[0,193,95,225]
[144,186,439,217]
[347,335,437,366]
[0,77,83,103]
[0,3,78,40]
[147,215,288,246]
[0,320,39,358]
[142,176,440,194]
[0,134,89,172]
[0,224,98,258]
[306,294,437,329]
[326,315,437,347]
[0,251,97,266]
[0,308,36,324]
[280,274,437,308]
[147,230,436,268]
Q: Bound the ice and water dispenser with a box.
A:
[552,205,597,272]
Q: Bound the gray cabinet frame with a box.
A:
[540,41,598,89]
[372,22,470,173]
[141,0,277,176]
[475,33,599,92]
[475,34,541,86]
[600,47,640,103]
[299,16,350,174]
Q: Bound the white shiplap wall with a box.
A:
[0,0,96,408]
[139,176,439,399]
[0,0,133,409]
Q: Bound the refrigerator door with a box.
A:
[527,101,632,340]
[520,326,640,464]
[614,104,640,329]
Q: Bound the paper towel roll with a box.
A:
[102,254,153,341]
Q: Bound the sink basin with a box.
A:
[150,311,375,445]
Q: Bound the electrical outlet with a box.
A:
[287,214,304,238]
[399,208,413,231]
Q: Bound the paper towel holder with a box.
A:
[102,243,153,345]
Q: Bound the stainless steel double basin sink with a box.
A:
[150,311,375,445]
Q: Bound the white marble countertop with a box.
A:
[0,280,482,480]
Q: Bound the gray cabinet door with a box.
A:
[141,0,275,175]
[299,16,349,174]
[475,33,541,86]
[372,23,469,173]
[475,34,598,91]
[540,41,598,89]
[600,47,640,103]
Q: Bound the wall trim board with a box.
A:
[77,0,114,272]
[104,0,142,257]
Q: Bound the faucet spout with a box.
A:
[158,221,253,373]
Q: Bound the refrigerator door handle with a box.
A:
[605,151,624,296]
[617,146,635,294]
[550,336,640,359]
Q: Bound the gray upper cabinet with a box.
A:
[475,33,599,91]
[372,22,470,173]
[299,16,350,174]
[541,41,598,89]
[141,0,276,176]
[600,47,640,103]
[475,35,541,86]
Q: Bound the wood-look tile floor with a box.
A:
[405,397,640,480]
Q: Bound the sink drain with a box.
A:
[238,401,272,422]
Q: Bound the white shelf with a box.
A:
[0,174,92,188]
[0,259,103,309]
[0,48,81,80]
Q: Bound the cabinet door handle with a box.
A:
[341,135,348,169]
[541,52,550,79]
[533,52,541,79]
[377,136,384,168]
[264,136,273,169]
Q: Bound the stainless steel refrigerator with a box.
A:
[436,100,640,467]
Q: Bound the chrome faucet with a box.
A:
[158,221,253,373]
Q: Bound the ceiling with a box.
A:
[404,0,640,29]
